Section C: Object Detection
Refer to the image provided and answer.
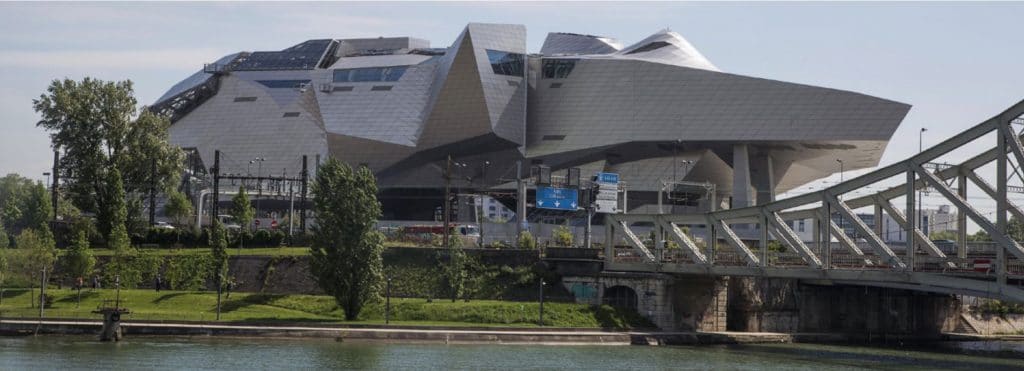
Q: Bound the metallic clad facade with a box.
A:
[161,23,909,212]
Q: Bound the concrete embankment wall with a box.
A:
[960,313,1024,335]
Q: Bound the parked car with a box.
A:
[154,221,175,230]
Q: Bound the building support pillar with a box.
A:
[732,144,752,209]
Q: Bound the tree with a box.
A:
[929,230,958,241]
[518,231,537,250]
[968,230,991,242]
[308,158,384,321]
[0,174,34,233]
[12,229,57,308]
[0,217,8,249]
[230,186,254,249]
[0,247,7,305]
[0,175,51,237]
[33,78,183,238]
[552,225,573,247]
[64,231,95,282]
[64,230,94,306]
[104,168,140,286]
[438,247,467,302]
[210,220,229,320]
[164,189,193,227]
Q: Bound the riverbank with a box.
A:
[4,318,1021,345]
[0,288,650,328]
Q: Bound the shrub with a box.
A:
[552,225,573,247]
[518,231,537,250]
[430,233,463,248]
[164,253,213,290]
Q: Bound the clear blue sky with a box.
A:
[1,2,1022,212]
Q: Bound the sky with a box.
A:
[1,1,1023,216]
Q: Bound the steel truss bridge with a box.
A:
[605,100,1024,302]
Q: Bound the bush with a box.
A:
[164,253,213,290]
[518,231,537,250]
[552,225,573,247]
[430,233,463,248]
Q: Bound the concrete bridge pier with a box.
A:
[727,277,962,335]
[561,273,728,331]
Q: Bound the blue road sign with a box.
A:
[596,172,619,184]
[536,186,579,210]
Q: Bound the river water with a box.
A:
[1,336,1022,370]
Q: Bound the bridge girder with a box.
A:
[604,100,1024,303]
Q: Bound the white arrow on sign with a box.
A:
[538,200,544,206]
[554,201,561,207]
[571,202,577,208]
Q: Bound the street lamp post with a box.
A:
[836,159,844,238]
[538,279,546,326]
[43,172,51,189]
[253,157,265,224]
[385,275,392,325]
[918,128,927,234]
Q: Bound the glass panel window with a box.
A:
[255,79,311,88]
[542,59,577,79]
[333,66,409,83]
[486,49,524,77]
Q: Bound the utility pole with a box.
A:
[300,155,308,233]
[212,150,221,223]
[254,157,264,223]
[515,160,526,246]
[444,155,452,250]
[149,157,157,226]
[39,268,46,319]
[918,128,927,236]
[51,150,59,222]
[538,279,546,326]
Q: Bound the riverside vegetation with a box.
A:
[0,288,652,328]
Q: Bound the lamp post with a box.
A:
[673,139,682,182]
[385,275,392,325]
[43,172,51,189]
[253,157,265,224]
[538,279,546,326]
[836,159,844,237]
[479,161,490,247]
[918,128,927,234]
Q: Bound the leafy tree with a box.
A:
[0,248,7,304]
[12,229,57,307]
[0,217,8,249]
[929,230,958,241]
[518,230,537,250]
[105,168,130,251]
[33,78,183,238]
[308,158,384,321]
[230,186,254,249]
[552,225,573,247]
[968,230,991,242]
[438,247,468,302]
[0,175,51,237]
[103,168,143,286]
[164,189,193,227]
[210,220,229,320]
[23,182,52,237]
[0,174,34,233]
[64,231,95,281]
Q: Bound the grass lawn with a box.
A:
[0,288,652,329]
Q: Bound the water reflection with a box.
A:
[0,336,1021,370]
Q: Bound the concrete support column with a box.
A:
[752,153,776,205]
[732,144,753,209]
